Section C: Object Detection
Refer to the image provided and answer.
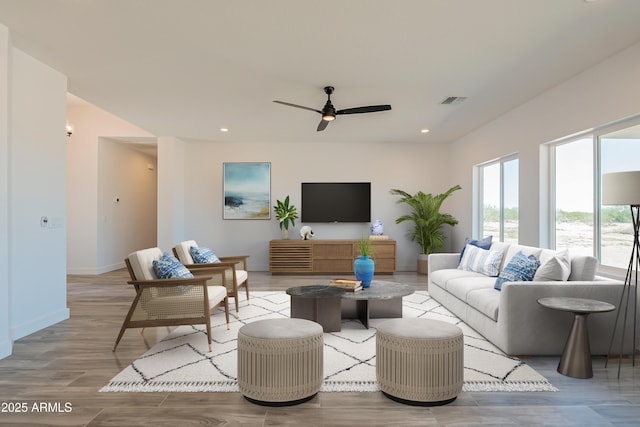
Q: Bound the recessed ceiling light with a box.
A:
[421,129,430,134]
[220,128,229,132]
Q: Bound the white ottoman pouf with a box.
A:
[237,318,324,406]
[376,318,463,405]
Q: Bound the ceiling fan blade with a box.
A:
[336,105,392,115]
[273,100,322,114]
[317,119,329,132]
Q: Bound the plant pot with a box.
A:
[282,229,289,240]
[354,255,375,288]
[417,254,429,275]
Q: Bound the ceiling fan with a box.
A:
[273,86,392,131]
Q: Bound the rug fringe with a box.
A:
[100,381,238,393]
[322,380,378,392]
[101,379,557,393]
[463,380,558,392]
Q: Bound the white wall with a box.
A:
[0,25,10,358]
[7,43,69,344]
[157,137,186,251]
[97,139,157,271]
[448,41,640,249]
[179,141,454,271]
[66,101,154,274]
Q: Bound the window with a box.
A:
[549,117,640,271]
[553,138,594,257]
[600,128,640,269]
[477,155,519,243]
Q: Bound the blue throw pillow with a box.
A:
[153,252,194,279]
[494,251,540,290]
[190,246,221,264]
[460,236,493,260]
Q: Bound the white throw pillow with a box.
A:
[457,244,504,277]
[533,249,571,281]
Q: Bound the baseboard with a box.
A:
[67,261,125,275]
[0,338,11,359]
[12,308,70,341]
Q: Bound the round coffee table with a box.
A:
[341,281,414,328]
[286,285,345,332]
[538,297,615,378]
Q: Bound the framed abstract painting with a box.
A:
[223,162,271,219]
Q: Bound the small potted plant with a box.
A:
[273,195,299,239]
[354,235,375,288]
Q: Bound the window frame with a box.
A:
[547,113,640,273]
[474,153,519,243]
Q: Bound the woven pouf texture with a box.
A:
[237,318,324,405]
[376,318,463,405]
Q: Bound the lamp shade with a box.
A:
[602,171,640,205]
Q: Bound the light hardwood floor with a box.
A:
[1,270,639,426]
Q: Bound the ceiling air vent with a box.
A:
[440,96,467,105]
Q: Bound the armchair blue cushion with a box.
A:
[190,246,221,264]
[153,252,194,279]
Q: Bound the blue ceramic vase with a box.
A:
[354,255,375,288]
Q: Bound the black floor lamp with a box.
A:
[603,171,640,378]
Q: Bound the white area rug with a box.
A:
[101,291,557,393]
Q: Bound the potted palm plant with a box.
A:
[273,195,298,239]
[390,185,461,274]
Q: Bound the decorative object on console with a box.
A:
[273,195,299,239]
[602,170,640,378]
[354,237,375,288]
[390,185,461,274]
[369,234,389,240]
[370,219,384,236]
[300,225,314,240]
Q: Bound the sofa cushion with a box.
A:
[466,288,501,321]
[568,255,598,281]
[458,244,504,277]
[534,249,571,281]
[494,251,540,290]
[459,235,493,260]
[430,269,487,290]
[446,275,497,302]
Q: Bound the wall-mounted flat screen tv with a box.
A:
[301,182,371,223]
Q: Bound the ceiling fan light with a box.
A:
[322,114,335,121]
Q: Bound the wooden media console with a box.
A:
[269,239,396,274]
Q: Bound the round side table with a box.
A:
[537,297,615,378]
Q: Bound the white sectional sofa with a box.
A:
[428,242,633,356]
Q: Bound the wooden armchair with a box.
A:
[173,240,250,312]
[113,247,230,352]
